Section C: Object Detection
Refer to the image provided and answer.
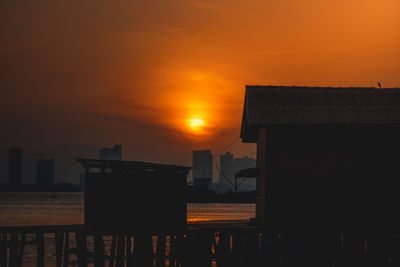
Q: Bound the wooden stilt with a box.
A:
[16,234,25,267]
[126,235,133,267]
[115,234,125,267]
[177,234,190,267]
[231,231,244,267]
[186,231,213,267]
[0,233,7,267]
[339,233,364,267]
[8,233,17,267]
[156,234,166,267]
[169,235,176,267]
[108,234,116,267]
[242,231,259,267]
[259,232,271,267]
[36,232,44,267]
[215,232,232,267]
[134,234,154,267]
[76,231,87,267]
[94,233,105,267]
[55,232,64,267]
[63,232,70,267]
[313,232,338,267]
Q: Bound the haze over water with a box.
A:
[0,192,255,227]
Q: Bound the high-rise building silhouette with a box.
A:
[36,158,55,185]
[8,147,22,185]
[220,152,234,186]
[99,145,122,160]
[192,150,213,182]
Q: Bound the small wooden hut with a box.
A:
[240,85,400,232]
[76,158,190,233]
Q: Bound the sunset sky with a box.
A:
[1,0,399,183]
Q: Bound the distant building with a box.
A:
[192,150,213,182]
[234,156,256,174]
[8,147,22,185]
[99,145,122,160]
[219,152,234,189]
[234,156,256,191]
[36,158,55,185]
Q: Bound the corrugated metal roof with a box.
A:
[241,85,400,142]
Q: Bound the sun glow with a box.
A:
[189,117,205,132]
[156,69,238,140]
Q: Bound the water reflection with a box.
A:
[0,192,255,226]
[187,203,255,222]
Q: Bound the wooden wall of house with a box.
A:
[85,170,187,233]
[258,124,400,232]
[256,128,267,226]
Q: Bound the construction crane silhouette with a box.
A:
[215,163,234,189]
[216,163,251,193]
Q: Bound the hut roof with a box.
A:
[74,158,191,173]
[241,85,400,142]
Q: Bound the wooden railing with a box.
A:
[1,224,399,266]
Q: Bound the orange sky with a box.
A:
[1,0,400,182]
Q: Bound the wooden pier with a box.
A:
[1,221,400,267]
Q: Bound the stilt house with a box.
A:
[76,158,190,233]
[240,85,400,232]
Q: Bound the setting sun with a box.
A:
[189,118,205,132]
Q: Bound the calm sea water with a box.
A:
[0,192,255,266]
[0,192,255,226]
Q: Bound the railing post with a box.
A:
[115,234,125,267]
[133,234,154,267]
[108,234,116,267]
[36,232,44,267]
[76,231,87,267]
[215,231,232,267]
[63,232,70,267]
[0,233,7,267]
[16,234,25,267]
[55,232,64,267]
[156,234,166,267]
[94,233,105,267]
